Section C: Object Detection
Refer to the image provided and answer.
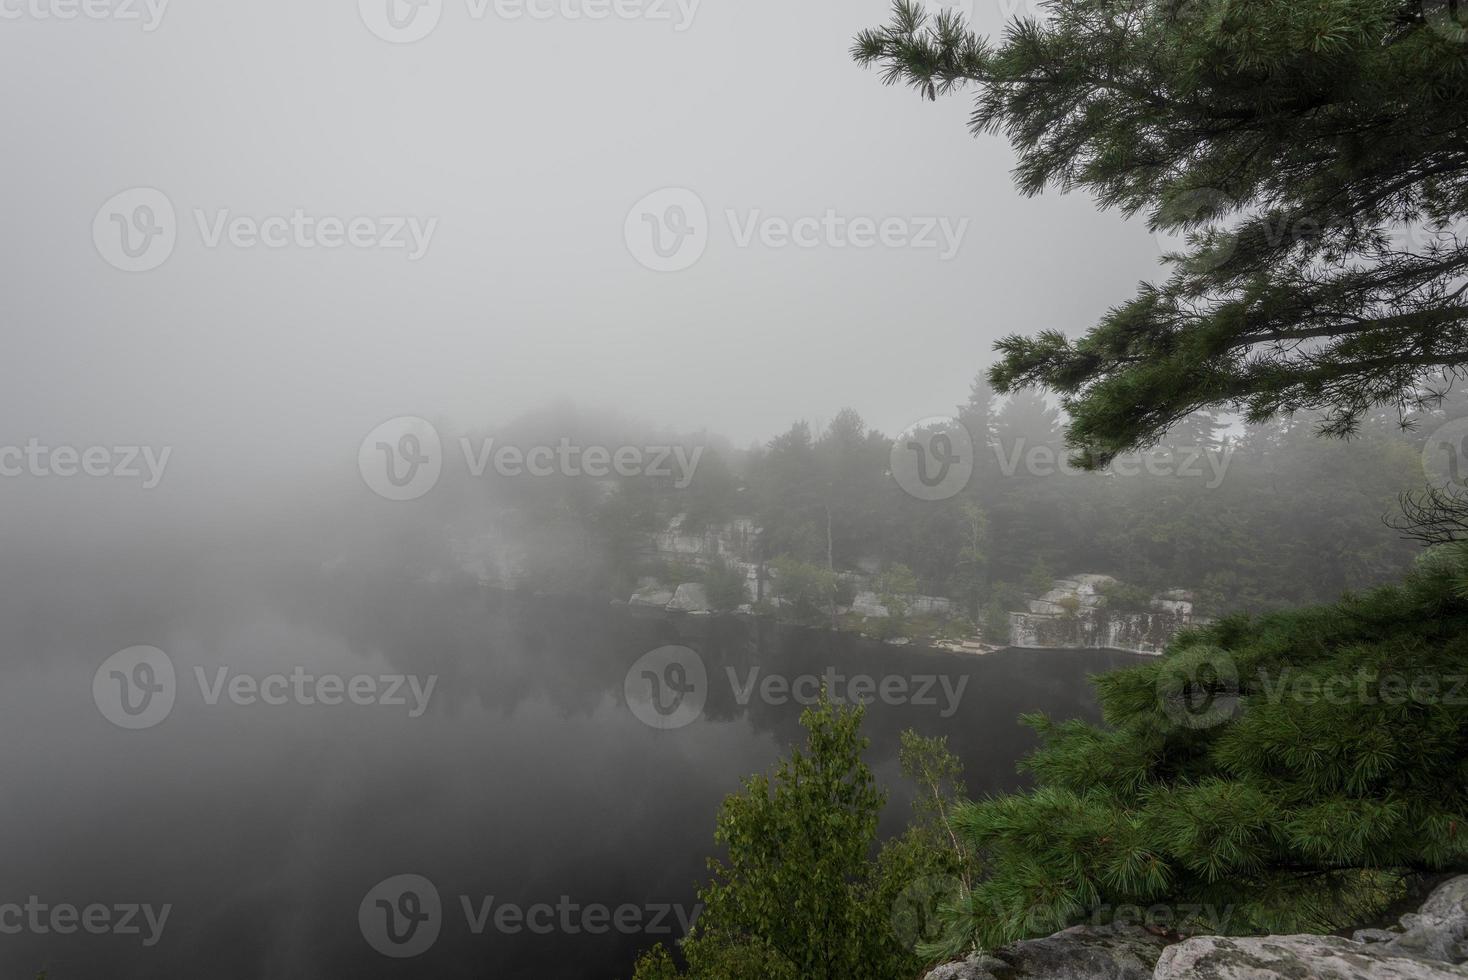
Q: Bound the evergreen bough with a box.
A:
[925,544,1468,957]
[855,0,1468,467]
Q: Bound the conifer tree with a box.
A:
[920,545,1468,956]
[854,0,1468,467]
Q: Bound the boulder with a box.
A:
[1154,934,1468,979]
[851,591,890,618]
[923,876,1468,980]
[923,924,1168,980]
[667,583,712,613]
[1359,876,1468,965]
[911,594,955,616]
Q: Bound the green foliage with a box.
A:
[769,556,839,623]
[1024,557,1056,597]
[478,371,1443,626]
[1100,580,1155,614]
[634,700,972,980]
[982,600,1014,645]
[928,546,1468,956]
[701,560,750,612]
[855,0,1468,466]
[952,499,991,616]
[878,563,919,600]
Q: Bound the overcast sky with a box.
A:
[2,0,1163,504]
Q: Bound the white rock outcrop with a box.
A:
[1154,934,1468,979]
[1008,574,1206,655]
[923,876,1468,980]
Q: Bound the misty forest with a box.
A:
[8,0,1468,978]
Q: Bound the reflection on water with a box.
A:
[0,556,1142,979]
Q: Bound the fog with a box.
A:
[5,1,1450,977]
[2,0,1162,536]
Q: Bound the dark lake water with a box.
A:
[0,555,1144,979]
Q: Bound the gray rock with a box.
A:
[925,954,1008,979]
[923,924,1167,980]
[628,588,675,608]
[1382,876,1468,964]
[1155,934,1468,979]
[667,583,711,612]
[924,876,1468,980]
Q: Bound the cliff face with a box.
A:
[1007,575,1206,656]
[651,514,762,565]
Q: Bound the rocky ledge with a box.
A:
[1008,574,1208,656]
[926,876,1468,980]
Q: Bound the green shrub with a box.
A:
[634,699,972,979]
[930,545,1468,956]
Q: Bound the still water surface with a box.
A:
[0,558,1143,978]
